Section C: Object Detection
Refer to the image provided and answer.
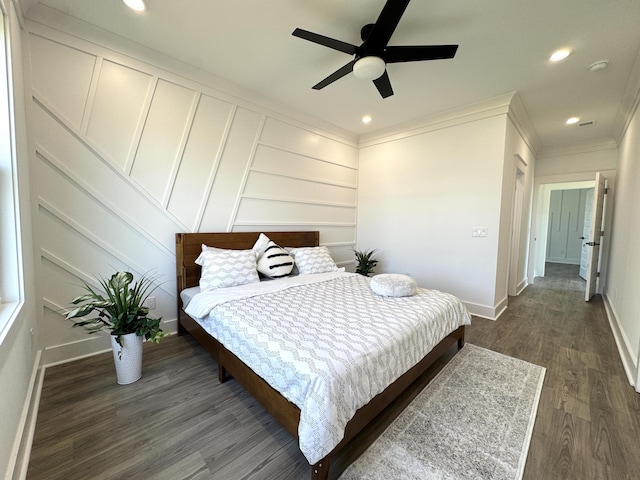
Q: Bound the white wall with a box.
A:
[25,14,358,365]
[0,2,39,479]
[605,90,640,389]
[357,99,514,319]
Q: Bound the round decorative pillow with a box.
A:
[370,274,417,297]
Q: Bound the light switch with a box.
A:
[472,227,488,237]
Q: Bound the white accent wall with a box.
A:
[25,17,358,365]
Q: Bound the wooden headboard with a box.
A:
[175,231,319,309]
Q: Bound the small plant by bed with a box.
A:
[353,248,379,277]
[66,271,167,384]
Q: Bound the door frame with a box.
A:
[528,172,610,286]
[508,159,526,296]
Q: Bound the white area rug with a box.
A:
[339,344,545,480]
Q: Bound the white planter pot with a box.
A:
[110,333,143,385]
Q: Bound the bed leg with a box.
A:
[458,328,465,349]
[311,458,329,480]
[177,320,186,337]
[218,363,227,384]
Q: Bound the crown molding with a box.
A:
[359,93,515,148]
[612,47,640,145]
[536,140,618,159]
[507,92,541,154]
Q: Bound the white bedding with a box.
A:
[184,272,471,464]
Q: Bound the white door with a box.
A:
[579,188,594,280]
[585,173,607,301]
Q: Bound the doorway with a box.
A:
[545,187,593,271]
[529,179,596,294]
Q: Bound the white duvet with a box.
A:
[185,272,471,464]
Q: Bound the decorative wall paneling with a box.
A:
[27,21,357,363]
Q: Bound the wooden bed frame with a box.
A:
[175,231,465,479]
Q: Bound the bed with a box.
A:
[175,231,470,479]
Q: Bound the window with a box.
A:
[0,9,24,344]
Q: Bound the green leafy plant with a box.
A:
[66,271,166,346]
[353,248,379,277]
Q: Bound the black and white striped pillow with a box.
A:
[257,240,294,278]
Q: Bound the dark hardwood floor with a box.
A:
[27,264,640,479]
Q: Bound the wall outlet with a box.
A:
[472,226,488,237]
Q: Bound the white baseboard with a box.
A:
[516,279,529,295]
[9,350,43,480]
[602,293,637,388]
[42,335,112,367]
[42,319,178,367]
[464,299,506,321]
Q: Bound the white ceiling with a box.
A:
[19,0,640,152]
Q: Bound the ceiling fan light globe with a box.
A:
[353,56,386,81]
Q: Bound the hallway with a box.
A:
[536,262,587,292]
[467,264,640,479]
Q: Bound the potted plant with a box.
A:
[66,271,166,384]
[353,248,379,277]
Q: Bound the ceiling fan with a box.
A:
[292,0,458,99]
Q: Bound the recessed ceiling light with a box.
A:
[362,115,373,124]
[123,0,147,12]
[550,49,571,62]
[566,117,580,125]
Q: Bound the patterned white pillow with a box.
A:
[195,247,259,291]
[288,246,339,275]
[370,273,417,297]
[257,240,294,278]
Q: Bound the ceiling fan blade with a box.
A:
[366,0,411,49]
[312,60,357,90]
[373,71,394,98]
[383,45,459,63]
[292,28,357,55]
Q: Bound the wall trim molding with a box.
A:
[7,350,42,480]
[32,97,192,234]
[612,47,640,145]
[506,91,541,154]
[38,204,174,298]
[537,140,618,159]
[257,141,359,171]
[25,9,359,147]
[602,293,637,387]
[250,167,357,190]
[359,93,514,148]
[463,300,500,321]
[516,278,528,296]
